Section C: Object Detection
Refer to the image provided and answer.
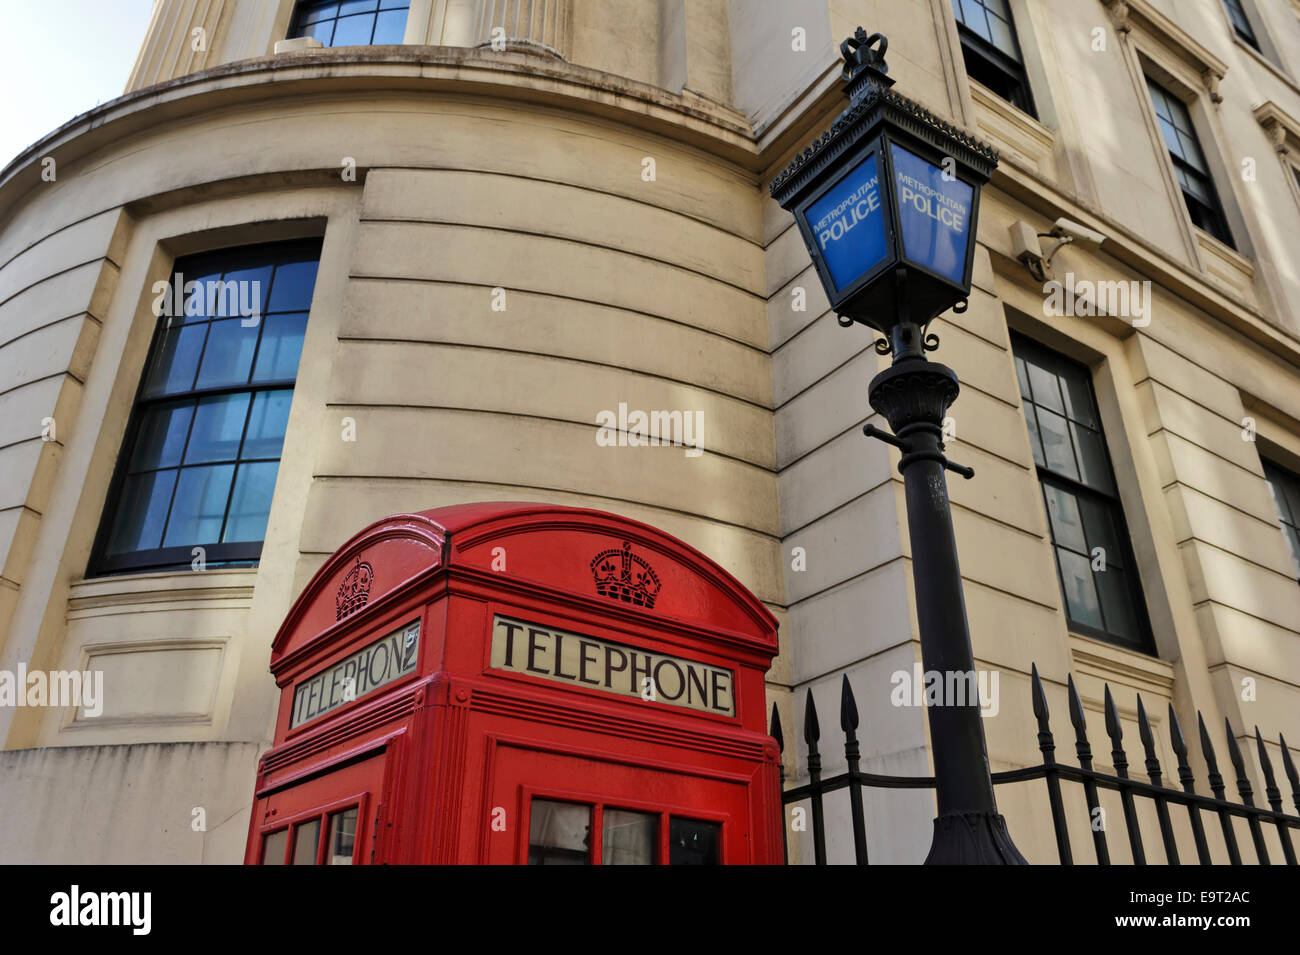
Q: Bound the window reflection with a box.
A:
[528,799,591,865]
[601,809,656,865]
[327,808,358,865]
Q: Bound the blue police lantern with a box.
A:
[770,29,997,345]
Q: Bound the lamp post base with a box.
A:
[925,811,1029,865]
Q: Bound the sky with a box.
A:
[0,0,157,169]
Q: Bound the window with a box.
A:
[289,0,409,47]
[1223,0,1260,51]
[1146,79,1234,247]
[259,805,360,865]
[950,0,1037,118]
[526,797,720,865]
[1262,459,1300,580]
[1012,336,1154,653]
[89,240,320,576]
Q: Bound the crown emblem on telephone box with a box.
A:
[590,541,661,609]
[336,554,374,620]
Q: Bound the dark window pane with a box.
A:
[528,800,591,865]
[331,13,373,45]
[162,464,236,546]
[267,260,319,312]
[183,394,251,464]
[1057,547,1104,630]
[1026,362,1064,414]
[1060,372,1097,427]
[1024,404,1045,468]
[242,390,293,458]
[1036,408,1079,480]
[1071,423,1114,493]
[261,829,288,865]
[143,323,206,397]
[292,819,320,865]
[1077,494,1123,567]
[339,0,379,12]
[1282,525,1300,577]
[668,817,720,865]
[1096,566,1140,641]
[223,461,279,543]
[372,9,407,43]
[194,318,259,389]
[129,401,194,471]
[327,808,357,865]
[1042,484,1087,553]
[300,2,338,24]
[252,313,308,382]
[1014,356,1031,398]
[106,470,178,554]
[380,0,408,8]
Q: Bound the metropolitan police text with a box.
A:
[814,176,881,250]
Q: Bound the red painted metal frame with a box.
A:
[244,502,782,865]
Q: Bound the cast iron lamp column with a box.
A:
[865,281,1026,864]
[769,28,1026,863]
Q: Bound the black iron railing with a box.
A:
[772,664,1300,864]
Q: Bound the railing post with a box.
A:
[804,690,827,866]
[1068,676,1110,865]
[1104,685,1147,865]
[1199,714,1242,865]
[770,703,789,866]
[1136,695,1179,865]
[1224,718,1270,864]
[1255,728,1296,865]
[1031,665,1071,864]
[840,675,870,865]
[1168,703,1212,864]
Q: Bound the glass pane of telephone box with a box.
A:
[669,817,721,865]
[292,819,320,865]
[261,828,288,865]
[528,799,591,865]
[327,808,358,865]
[601,809,656,865]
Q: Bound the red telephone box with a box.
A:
[244,502,783,865]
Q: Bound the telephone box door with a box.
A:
[490,744,753,865]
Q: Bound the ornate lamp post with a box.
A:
[770,28,1026,864]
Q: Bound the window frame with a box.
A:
[1223,0,1261,52]
[1144,77,1235,249]
[523,790,725,866]
[1262,458,1300,583]
[256,793,367,865]
[288,0,411,48]
[951,0,1038,119]
[1012,334,1157,654]
[86,238,321,578]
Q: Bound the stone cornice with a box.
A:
[0,45,759,202]
[1254,100,1300,156]
[1102,0,1229,102]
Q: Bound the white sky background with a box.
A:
[0,0,157,169]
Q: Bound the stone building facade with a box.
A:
[0,0,1298,863]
